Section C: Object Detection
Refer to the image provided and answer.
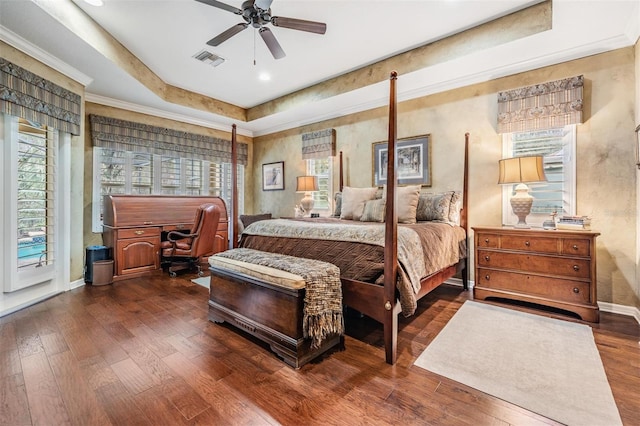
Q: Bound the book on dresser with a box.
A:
[557,215,591,230]
[472,226,600,322]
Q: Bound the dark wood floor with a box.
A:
[1,272,639,425]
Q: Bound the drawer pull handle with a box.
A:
[143,221,153,225]
[525,241,530,246]
[485,275,490,281]
[573,265,580,271]
[573,287,580,293]
[134,230,144,235]
[484,238,490,244]
[484,255,490,261]
[573,244,579,250]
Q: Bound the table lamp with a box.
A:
[296,176,318,216]
[498,156,547,228]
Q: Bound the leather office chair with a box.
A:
[161,203,221,277]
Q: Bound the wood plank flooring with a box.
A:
[1,271,638,425]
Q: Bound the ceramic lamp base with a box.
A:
[300,192,314,216]
[510,183,533,228]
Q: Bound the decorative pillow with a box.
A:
[416,192,453,222]
[340,186,378,221]
[360,198,385,222]
[448,191,462,224]
[239,213,272,230]
[332,192,342,217]
[396,185,421,224]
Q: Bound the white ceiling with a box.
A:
[1,0,639,137]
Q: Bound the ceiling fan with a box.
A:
[195,0,327,59]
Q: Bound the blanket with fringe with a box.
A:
[212,248,343,348]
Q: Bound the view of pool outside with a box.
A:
[18,236,46,266]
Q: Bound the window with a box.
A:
[306,158,332,212]
[2,115,70,293]
[93,148,243,231]
[502,125,576,226]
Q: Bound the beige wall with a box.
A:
[253,47,639,308]
[82,103,255,249]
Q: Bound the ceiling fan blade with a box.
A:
[259,27,285,59]
[271,16,326,34]
[195,0,243,15]
[207,23,249,46]
[254,0,273,11]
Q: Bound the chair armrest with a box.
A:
[167,230,197,242]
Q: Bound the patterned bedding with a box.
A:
[239,218,466,316]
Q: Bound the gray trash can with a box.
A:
[91,260,114,286]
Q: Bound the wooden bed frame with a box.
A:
[227,71,469,365]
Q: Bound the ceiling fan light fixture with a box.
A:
[193,50,226,67]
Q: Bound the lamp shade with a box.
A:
[498,156,547,184]
[296,176,318,192]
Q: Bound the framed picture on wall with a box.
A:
[262,161,285,191]
[372,134,431,186]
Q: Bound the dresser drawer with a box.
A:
[562,238,591,257]
[476,268,590,304]
[500,235,558,254]
[477,250,591,279]
[476,233,500,248]
[118,227,161,239]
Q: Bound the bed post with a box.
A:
[339,151,344,192]
[461,132,469,289]
[231,124,238,249]
[383,71,399,365]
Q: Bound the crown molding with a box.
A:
[0,25,93,86]
[84,93,254,137]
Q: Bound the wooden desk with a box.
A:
[103,195,228,281]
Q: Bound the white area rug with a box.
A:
[414,301,622,426]
[191,276,209,289]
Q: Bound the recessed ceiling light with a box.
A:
[258,72,271,81]
[84,0,104,6]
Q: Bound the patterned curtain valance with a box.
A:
[89,115,248,165]
[301,128,336,160]
[497,75,584,133]
[0,58,82,135]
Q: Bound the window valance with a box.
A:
[497,75,584,133]
[301,128,336,159]
[89,114,248,165]
[0,58,82,135]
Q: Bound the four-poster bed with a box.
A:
[223,71,469,365]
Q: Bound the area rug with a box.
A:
[191,276,209,289]
[414,301,622,426]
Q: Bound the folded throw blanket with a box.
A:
[212,248,344,348]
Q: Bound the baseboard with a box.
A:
[70,278,85,290]
[598,301,640,325]
[444,278,475,289]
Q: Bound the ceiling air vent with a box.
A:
[193,50,225,67]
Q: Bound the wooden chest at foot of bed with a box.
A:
[207,262,340,368]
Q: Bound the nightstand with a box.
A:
[473,226,600,322]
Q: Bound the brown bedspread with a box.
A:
[239,218,466,316]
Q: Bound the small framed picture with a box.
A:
[372,134,431,187]
[262,161,284,191]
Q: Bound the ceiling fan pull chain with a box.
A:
[253,29,257,66]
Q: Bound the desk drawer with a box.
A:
[477,250,590,279]
[119,227,161,239]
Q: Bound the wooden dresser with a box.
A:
[103,195,229,281]
[473,226,600,322]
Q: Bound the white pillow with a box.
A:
[340,186,378,221]
[382,184,421,224]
